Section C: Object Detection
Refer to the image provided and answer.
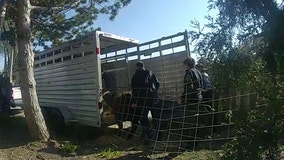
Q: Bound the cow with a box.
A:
[103,91,142,139]
[102,91,185,141]
[103,90,216,149]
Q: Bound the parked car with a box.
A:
[11,86,23,108]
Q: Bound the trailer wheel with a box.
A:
[42,107,66,138]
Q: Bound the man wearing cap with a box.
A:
[131,61,160,140]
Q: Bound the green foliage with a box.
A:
[1,0,131,74]
[221,98,284,160]
[191,0,283,74]
[0,30,16,46]
[98,148,122,159]
[4,0,132,48]
[29,141,43,148]
[60,142,79,154]
[212,0,283,74]
[189,0,284,159]
[211,50,284,160]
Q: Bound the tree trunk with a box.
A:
[0,0,8,32]
[16,0,49,141]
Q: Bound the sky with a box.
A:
[93,0,213,43]
[0,0,215,71]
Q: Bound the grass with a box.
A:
[172,150,223,160]
[29,141,42,148]
[60,142,79,154]
[98,148,122,159]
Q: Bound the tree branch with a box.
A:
[30,5,64,11]
[0,0,8,32]
[30,0,82,11]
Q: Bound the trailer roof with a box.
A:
[98,31,139,53]
[37,30,139,56]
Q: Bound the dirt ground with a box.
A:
[0,108,221,160]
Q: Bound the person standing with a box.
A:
[177,57,203,150]
[196,58,215,107]
[178,57,203,106]
[131,61,160,139]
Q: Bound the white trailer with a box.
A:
[34,30,138,127]
[34,30,190,127]
[101,31,190,100]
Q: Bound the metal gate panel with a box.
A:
[101,31,190,100]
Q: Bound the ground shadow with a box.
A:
[0,109,201,159]
[0,111,31,149]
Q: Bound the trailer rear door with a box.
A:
[34,31,138,127]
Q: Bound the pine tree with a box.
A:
[1,0,131,141]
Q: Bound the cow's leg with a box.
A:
[140,107,151,138]
[151,108,164,141]
[127,118,139,139]
[115,111,124,137]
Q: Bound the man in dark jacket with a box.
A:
[178,57,203,106]
[131,61,160,139]
[178,57,203,150]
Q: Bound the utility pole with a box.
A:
[8,46,13,82]
[4,46,7,76]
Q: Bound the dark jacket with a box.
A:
[131,69,159,105]
[181,68,203,103]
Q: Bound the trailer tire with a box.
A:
[42,107,66,138]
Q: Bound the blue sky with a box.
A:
[94,0,213,42]
[1,1,214,71]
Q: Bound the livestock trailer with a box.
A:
[34,30,190,127]
[34,30,138,127]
